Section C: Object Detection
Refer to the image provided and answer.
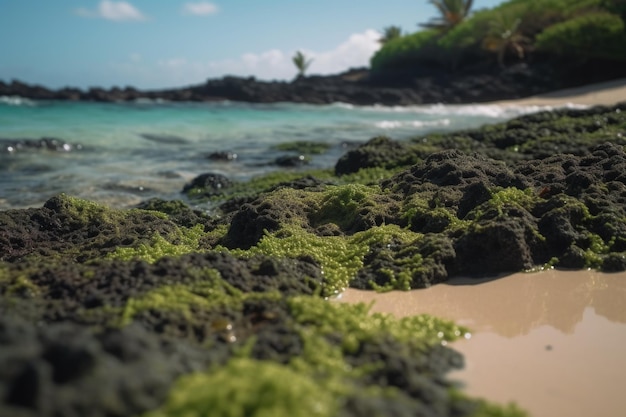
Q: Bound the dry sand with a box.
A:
[335,78,626,417]
[492,77,626,107]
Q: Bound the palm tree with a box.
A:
[292,51,313,78]
[420,0,474,31]
[379,26,403,44]
[482,14,529,68]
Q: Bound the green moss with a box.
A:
[403,193,471,232]
[213,169,332,203]
[583,232,612,268]
[272,141,332,155]
[289,296,469,353]
[234,225,367,296]
[448,389,528,417]
[312,184,380,230]
[486,187,536,216]
[1,274,40,298]
[108,224,205,263]
[118,268,285,327]
[142,358,338,417]
[229,224,421,297]
[60,194,167,225]
[336,166,404,185]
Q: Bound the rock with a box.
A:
[3,63,625,106]
[182,173,234,196]
[0,138,82,153]
[335,136,417,175]
[274,154,309,167]
[207,151,238,161]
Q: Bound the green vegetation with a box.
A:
[379,25,403,44]
[371,0,626,74]
[109,224,206,263]
[143,358,338,417]
[420,0,475,31]
[535,11,626,61]
[271,140,332,154]
[143,298,474,417]
[292,50,313,78]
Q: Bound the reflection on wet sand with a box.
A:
[338,269,626,417]
[339,269,626,336]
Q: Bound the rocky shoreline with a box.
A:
[3,62,625,106]
[1,102,625,416]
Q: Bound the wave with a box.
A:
[0,95,37,107]
[374,119,451,129]
[359,102,589,118]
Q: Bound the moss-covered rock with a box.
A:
[5,103,626,417]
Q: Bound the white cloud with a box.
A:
[205,29,382,81]
[75,1,146,21]
[182,2,219,16]
[105,30,382,89]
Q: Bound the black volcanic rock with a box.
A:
[3,62,624,106]
[182,173,234,197]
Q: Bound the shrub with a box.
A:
[370,29,444,73]
[535,11,626,61]
[600,0,626,18]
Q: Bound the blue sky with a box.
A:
[0,0,505,89]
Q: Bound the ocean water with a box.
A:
[0,97,583,210]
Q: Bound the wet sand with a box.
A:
[337,270,626,417]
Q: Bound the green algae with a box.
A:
[119,268,238,325]
[229,224,421,296]
[0,273,40,298]
[232,225,367,296]
[142,297,475,417]
[58,193,168,225]
[336,166,404,185]
[272,140,332,154]
[403,193,470,232]
[448,391,528,417]
[487,188,537,215]
[312,184,382,230]
[108,224,206,263]
[142,358,338,417]
[289,296,468,352]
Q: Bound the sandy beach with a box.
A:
[493,77,626,107]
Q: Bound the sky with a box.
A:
[0,0,505,89]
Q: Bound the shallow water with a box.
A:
[0,97,583,210]
[338,269,626,417]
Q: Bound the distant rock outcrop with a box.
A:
[2,62,624,106]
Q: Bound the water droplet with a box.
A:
[464,332,472,340]
[437,331,444,338]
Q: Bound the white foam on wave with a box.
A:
[0,95,37,107]
[330,102,355,110]
[359,102,589,118]
[375,118,451,129]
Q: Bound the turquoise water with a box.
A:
[0,97,579,210]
